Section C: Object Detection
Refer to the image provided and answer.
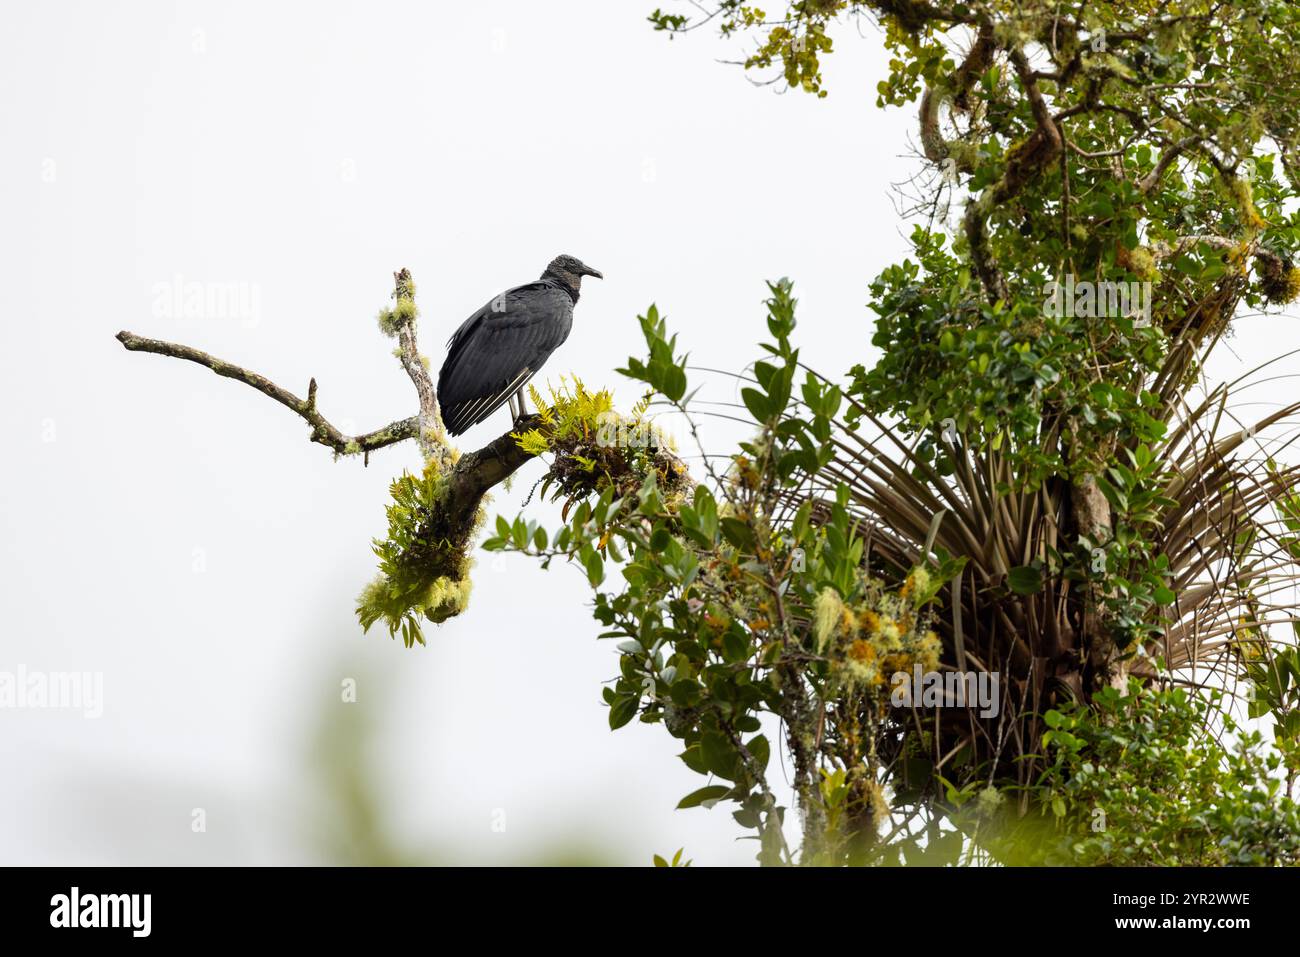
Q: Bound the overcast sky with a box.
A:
[2,1,1293,865]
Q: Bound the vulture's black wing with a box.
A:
[436,280,575,436]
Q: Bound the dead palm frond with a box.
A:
[793,312,1300,782]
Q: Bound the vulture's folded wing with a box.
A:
[437,281,574,436]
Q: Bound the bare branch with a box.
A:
[1140,134,1205,193]
[114,330,419,459]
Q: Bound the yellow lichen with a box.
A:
[863,779,891,832]
[1129,246,1159,282]
[1283,267,1300,303]
[1229,176,1267,232]
[918,630,942,672]
[1262,264,1300,304]
[899,566,930,605]
[423,573,474,624]
[814,587,845,652]
[377,296,420,338]
[847,639,876,664]
[975,784,1005,818]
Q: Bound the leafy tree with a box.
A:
[549,0,1300,862]
[1024,680,1300,866]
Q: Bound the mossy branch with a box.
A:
[114,269,549,636]
[918,23,996,171]
[116,270,696,637]
[378,267,453,469]
[962,45,1063,304]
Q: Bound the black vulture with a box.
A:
[436,254,603,436]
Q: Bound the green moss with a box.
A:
[423,573,474,623]
[1228,176,1266,231]
[991,20,1028,48]
[355,461,485,645]
[392,297,418,324]
[377,296,419,338]
[1259,259,1300,304]
[1003,135,1033,170]
[946,140,980,173]
[1127,246,1159,282]
[1282,267,1300,304]
[813,587,846,652]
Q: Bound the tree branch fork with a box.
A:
[116,268,538,502]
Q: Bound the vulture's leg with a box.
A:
[513,386,528,422]
[507,392,519,421]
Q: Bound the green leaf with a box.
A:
[660,364,687,402]
[679,745,709,775]
[700,731,739,780]
[741,387,771,421]
[609,695,638,730]
[720,518,757,551]
[584,549,605,586]
[677,785,731,809]
[1007,565,1043,595]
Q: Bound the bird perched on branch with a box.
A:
[436,254,603,436]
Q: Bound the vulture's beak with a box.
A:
[585,266,604,280]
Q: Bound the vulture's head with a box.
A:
[543,254,603,294]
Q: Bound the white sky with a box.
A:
[1,1,1293,865]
